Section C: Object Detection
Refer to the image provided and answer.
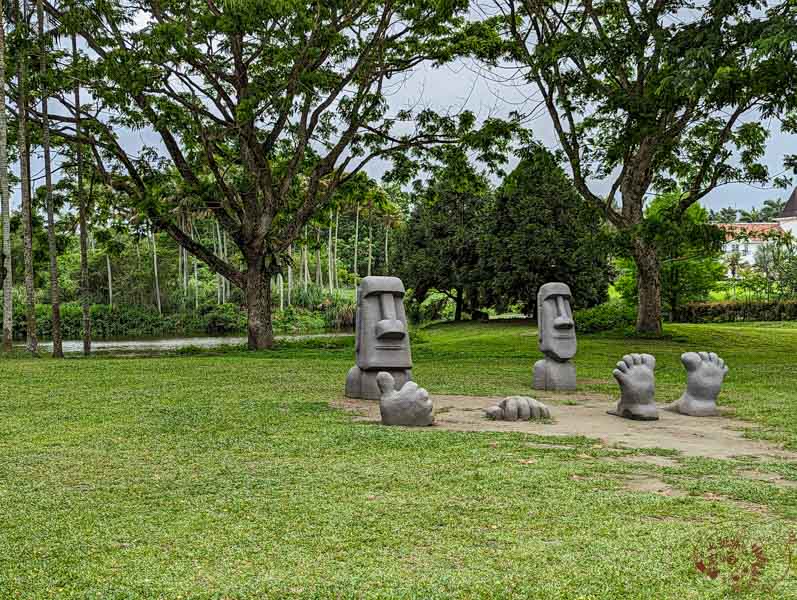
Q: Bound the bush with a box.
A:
[676,300,797,323]
[574,301,636,333]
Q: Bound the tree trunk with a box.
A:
[327,210,334,291]
[384,226,389,274]
[18,0,37,354]
[353,205,359,277]
[38,0,62,357]
[245,264,273,350]
[73,34,91,356]
[287,244,293,306]
[632,238,663,335]
[333,208,339,288]
[367,213,373,277]
[454,287,463,321]
[106,253,113,307]
[151,230,162,316]
[0,2,12,352]
[278,273,284,311]
[315,228,322,286]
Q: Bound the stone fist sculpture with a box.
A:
[608,353,659,421]
[376,371,434,427]
[665,352,728,417]
[485,396,551,421]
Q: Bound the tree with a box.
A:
[615,195,726,318]
[710,207,739,224]
[37,0,62,357]
[0,0,11,351]
[14,0,37,353]
[761,198,786,222]
[482,145,610,315]
[39,0,507,349]
[476,0,797,334]
[396,150,490,321]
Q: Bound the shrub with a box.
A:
[676,300,797,323]
[574,301,636,333]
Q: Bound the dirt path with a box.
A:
[335,391,797,460]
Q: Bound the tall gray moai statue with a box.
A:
[345,276,412,400]
[533,282,577,391]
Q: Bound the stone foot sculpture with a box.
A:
[609,353,658,421]
[665,352,728,417]
[533,358,576,391]
[377,372,434,427]
[485,396,550,421]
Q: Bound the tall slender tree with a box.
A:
[0,0,12,352]
[16,0,37,353]
[37,0,62,357]
[72,33,90,355]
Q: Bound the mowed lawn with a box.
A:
[1,321,796,599]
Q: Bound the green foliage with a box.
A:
[615,194,726,317]
[677,300,797,323]
[574,301,637,334]
[481,145,611,314]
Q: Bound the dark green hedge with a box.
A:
[675,300,797,323]
[574,301,637,333]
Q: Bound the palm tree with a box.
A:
[761,198,786,222]
[738,208,764,223]
[38,0,62,357]
[17,0,37,353]
[0,0,12,352]
[72,32,91,355]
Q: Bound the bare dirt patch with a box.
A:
[333,392,797,460]
[623,475,688,497]
[736,470,797,489]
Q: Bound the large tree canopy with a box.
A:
[21,0,513,348]
[469,0,797,334]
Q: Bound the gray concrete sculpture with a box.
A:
[665,352,728,417]
[485,396,550,421]
[533,282,577,390]
[346,276,412,400]
[377,372,434,426]
[609,353,659,421]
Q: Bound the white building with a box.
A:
[718,188,797,267]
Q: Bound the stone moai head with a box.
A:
[537,282,576,361]
[355,276,412,370]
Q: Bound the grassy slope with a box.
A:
[0,321,796,599]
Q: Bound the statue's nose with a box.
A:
[554,316,574,330]
[376,319,406,340]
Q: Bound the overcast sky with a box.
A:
[14,56,796,216]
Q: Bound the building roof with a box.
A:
[780,187,797,219]
[717,222,783,242]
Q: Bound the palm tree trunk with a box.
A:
[151,230,162,316]
[327,210,334,291]
[38,0,62,357]
[278,273,284,311]
[106,253,113,307]
[315,228,322,287]
[0,2,12,351]
[384,226,390,274]
[333,207,339,288]
[73,33,91,355]
[367,212,373,277]
[287,243,293,306]
[18,0,37,354]
[353,205,359,277]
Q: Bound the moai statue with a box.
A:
[533,282,577,390]
[377,372,434,426]
[345,276,412,400]
[609,353,659,421]
[665,352,729,417]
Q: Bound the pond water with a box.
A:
[16,332,352,354]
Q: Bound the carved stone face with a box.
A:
[537,282,576,361]
[355,276,412,370]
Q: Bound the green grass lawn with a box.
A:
[1,321,796,598]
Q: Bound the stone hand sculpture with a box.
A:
[485,396,550,421]
[377,372,434,427]
[533,282,577,391]
[665,352,728,417]
[609,353,659,421]
[346,276,412,400]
